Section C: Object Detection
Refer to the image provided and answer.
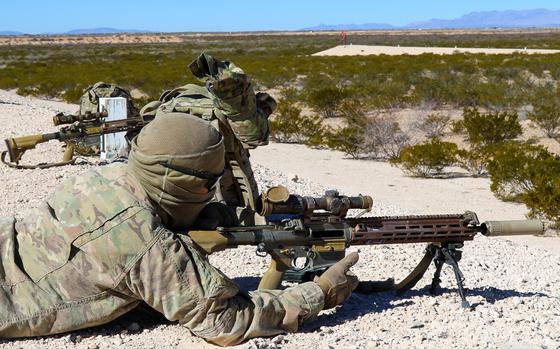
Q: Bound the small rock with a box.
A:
[320,326,334,334]
[272,335,285,344]
[511,297,524,307]
[289,174,299,182]
[410,321,424,329]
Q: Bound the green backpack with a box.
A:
[140,53,277,223]
[141,54,275,149]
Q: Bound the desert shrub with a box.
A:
[391,138,459,177]
[487,143,560,225]
[324,99,368,158]
[452,108,524,175]
[487,143,557,201]
[416,113,451,138]
[304,85,350,118]
[455,146,493,177]
[528,85,560,139]
[450,119,465,133]
[269,91,326,146]
[2,33,560,109]
[461,107,523,147]
[365,116,411,159]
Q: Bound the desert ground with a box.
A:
[1,28,559,46]
[313,44,560,56]
[0,89,559,349]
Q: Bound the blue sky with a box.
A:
[2,0,559,33]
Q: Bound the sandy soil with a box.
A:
[313,45,560,56]
[0,90,559,349]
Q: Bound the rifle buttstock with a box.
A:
[5,134,46,163]
[188,230,231,254]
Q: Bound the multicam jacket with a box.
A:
[0,165,324,346]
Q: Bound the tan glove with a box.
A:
[313,252,360,309]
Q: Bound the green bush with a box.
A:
[487,143,557,201]
[487,143,560,225]
[417,113,451,138]
[304,85,350,118]
[451,108,524,175]
[1,34,560,109]
[528,85,560,139]
[455,146,494,177]
[324,99,368,158]
[269,93,326,146]
[390,138,458,177]
[461,107,523,147]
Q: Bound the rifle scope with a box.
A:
[53,111,108,126]
[258,186,373,217]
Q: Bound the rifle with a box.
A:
[188,186,545,308]
[2,111,152,169]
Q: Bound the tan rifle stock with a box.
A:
[2,114,149,168]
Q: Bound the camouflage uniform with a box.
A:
[0,164,324,345]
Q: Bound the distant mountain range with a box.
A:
[0,28,150,36]
[2,9,560,35]
[65,28,150,35]
[304,8,560,30]
[0,31,24,36]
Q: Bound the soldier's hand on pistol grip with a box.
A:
[192,202,239,230]
[313,252,360,309]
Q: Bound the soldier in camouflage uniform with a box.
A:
[0,113,359,345]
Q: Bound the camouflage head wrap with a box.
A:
[127,113,225,230]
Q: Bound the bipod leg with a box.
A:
[441,247,470,308]
[430,259,444,295]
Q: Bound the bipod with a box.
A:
[395,242,470,308]
[428,243,470,308]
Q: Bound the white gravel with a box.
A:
[0,90,559,349]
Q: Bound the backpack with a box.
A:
[140,54,277,223]
[74,82,139,155]
[79,82,139,117]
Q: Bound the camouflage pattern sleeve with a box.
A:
[123,227,324,346]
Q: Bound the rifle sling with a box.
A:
[394,246,435,295]
[1,150,86,170]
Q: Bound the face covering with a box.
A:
[127,113,225,230]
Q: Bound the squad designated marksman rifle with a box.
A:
[188,186,545,308]
[2,111,153,169]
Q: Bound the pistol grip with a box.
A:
[258,253,290,290]
[63,142,75,162]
